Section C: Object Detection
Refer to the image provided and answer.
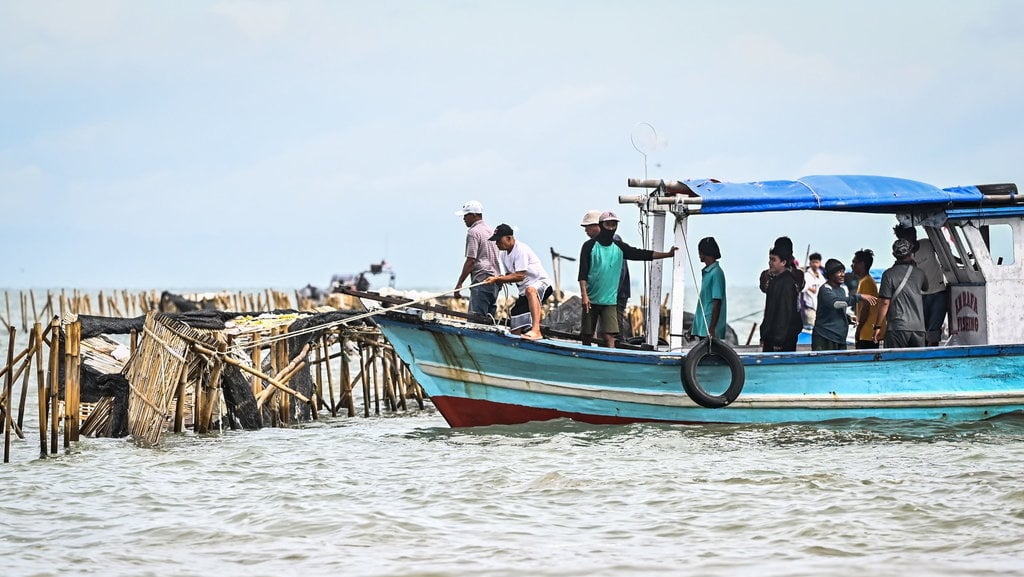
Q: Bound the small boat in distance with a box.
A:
[377,175,1024,427]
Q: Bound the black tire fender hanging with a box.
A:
[681,337,745,408]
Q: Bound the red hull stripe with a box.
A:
[431,395,679,427]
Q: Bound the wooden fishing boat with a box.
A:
[376,175,1024,427]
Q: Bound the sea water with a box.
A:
[1,288,1023,577]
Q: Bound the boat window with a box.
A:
[946,224,979,272]
[983,224,1015,265]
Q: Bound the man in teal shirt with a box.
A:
[691,237,727,340]
[578,211,676,347]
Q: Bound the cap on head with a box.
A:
[892,238,914,259]
[698,237,721,259]
[599,211,620,223]
[455,200,484,216]
[580,210,602,227]
[824,258,845,277]
[488,223,514,241]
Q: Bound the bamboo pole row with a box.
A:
[1,317,62,463]
[0,288,316,334]
[0,308,427,463]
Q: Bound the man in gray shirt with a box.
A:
[454,200,501,317]
[873,239,929,348]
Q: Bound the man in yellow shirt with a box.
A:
[851,248,884,349]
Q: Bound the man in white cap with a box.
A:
[454,200,501,317]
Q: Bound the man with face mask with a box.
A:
[577,211,677,348]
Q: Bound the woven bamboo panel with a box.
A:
[123,312,217,446]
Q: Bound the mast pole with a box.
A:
[669,213,687,350]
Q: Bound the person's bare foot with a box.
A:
[520,330,542,341]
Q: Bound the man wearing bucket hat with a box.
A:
[810,258,878,351]
[579,210,630,342]
[454,200,501,317]
[578,210,677,347]
[874,239,929,348]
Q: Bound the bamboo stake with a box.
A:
[30,289,38,325]
[98,290,106,317]
[371,346,381,416]
[107,296,124,318]
[48,317,59,455]
[322,334,337,417]
[17,328,36,431]
[62,320,71,449]
[250,334,262,397]
[173,363,188,434]
[192,360,204,433]
[340,335,355,417]
[276,329,289,424]
[35,322,46,459]
[198,343,226,433]
[20,291,28,332]
[65,319,81,445]
[3,325,14,462]
[337,366,365,414]
[388,348,407,411]
[311,340,321,420]
[381,346,396,411]
[362,340,374,418]
[0,292,10,332]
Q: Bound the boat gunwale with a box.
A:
[378,312,1024,367]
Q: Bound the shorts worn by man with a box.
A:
[454,200,501,317]
[484,224,553,340]
[578,211,677,347]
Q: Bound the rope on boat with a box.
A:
[679,222,711,344]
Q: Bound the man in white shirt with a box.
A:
[800,252,825,328]
[484,224,553,340]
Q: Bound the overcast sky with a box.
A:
[2,1,1022,294]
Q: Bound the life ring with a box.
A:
[681,337,745,408]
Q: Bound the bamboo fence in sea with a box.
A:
[0,288,428,462]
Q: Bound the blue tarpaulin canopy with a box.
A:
[676,175,984,214]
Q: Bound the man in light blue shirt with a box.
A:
[691,237,727,340]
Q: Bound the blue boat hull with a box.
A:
[376,314,1024,427]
